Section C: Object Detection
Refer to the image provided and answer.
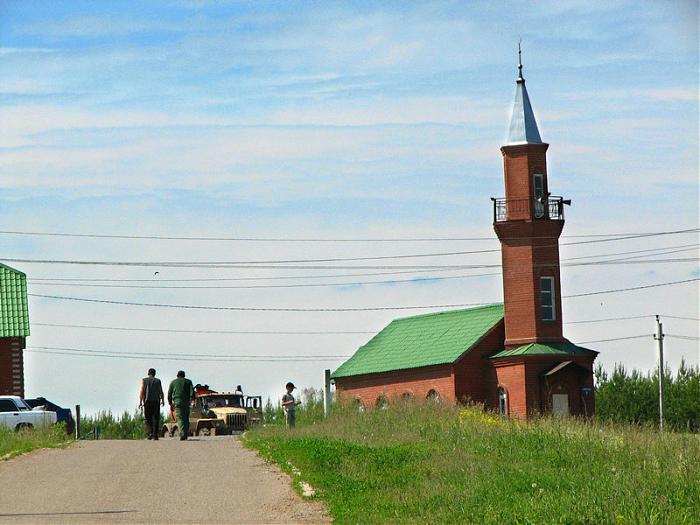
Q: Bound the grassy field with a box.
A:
[0,424,72,459]
[244,403,700,524]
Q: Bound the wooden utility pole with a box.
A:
[74,404,81,439]
[323,369,331,418]
[653,316,665,432]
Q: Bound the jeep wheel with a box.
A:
[160,426,168,438]
[171,426,180,438]
[196,427,211,437]
[15,423,33,432]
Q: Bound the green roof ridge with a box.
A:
[0,262,26,276]
[390,303,503,322]
[490,340,598,359]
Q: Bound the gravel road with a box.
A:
[0,436,329,524]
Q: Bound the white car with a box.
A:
[0,396,57,431]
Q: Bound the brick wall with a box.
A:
[495,215,565,346]
[335,364,455,408]
[453,320,505,405]
[493,360,527,417]
[0,337,25,397]
[492,355,595,418]
[500,143,549,206]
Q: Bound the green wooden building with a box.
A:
[0,263,30,397]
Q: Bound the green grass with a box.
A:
[0,423,72,459]
[244,404,700,524]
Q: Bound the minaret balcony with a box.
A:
[492,196,567,223]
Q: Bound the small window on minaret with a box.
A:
[540,277,556,321]
[533,174,545,218]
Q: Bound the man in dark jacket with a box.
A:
[139,368,164,440]
[167,370,195,441]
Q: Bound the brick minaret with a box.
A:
[493,50,568,348]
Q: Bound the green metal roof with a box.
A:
[490,340,597,359]
[331,304,503,379]
[0,263,30,338]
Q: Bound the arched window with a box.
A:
[426,389,440,403]
[352,398,365,413]
[497,387,508,416]
[400,392,413,401]
[376,395,388,410]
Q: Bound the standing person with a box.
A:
[281,382,301,429]
[139,368,164,440]
[234,385,243,395]
[167,370,195,441]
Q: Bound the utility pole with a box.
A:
[653,315,665,432]
[322,369,331,418]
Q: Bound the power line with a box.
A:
[7,255,698,272]
[666,334,700,341]
[24,246,698,288]
[25,347,349,362]
[2,227,697,243]
[32,323,376,335]
[659,314,700,321]
[22,257,699,290]
[562,278,698,299]
[24,244,698,283]
[26,295,493,312]
[26,277,699,312]
[30,312,685,335]
[576,335,650,344]
[4,229,698,268]
[27,345,349,359]
[563,315,652,324]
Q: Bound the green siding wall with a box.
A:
[0,264,30,337]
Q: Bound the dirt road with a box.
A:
[0,436,329,524]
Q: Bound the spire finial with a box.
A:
[517,39,524,83]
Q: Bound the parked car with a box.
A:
[24,397,75,434]
[0,396,57,431]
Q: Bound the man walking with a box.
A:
[281,382,301,429]
[139,368,164,440]
[168,370,195,440]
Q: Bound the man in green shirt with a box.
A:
[167,370,195,441]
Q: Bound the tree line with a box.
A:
[595,359,699,432]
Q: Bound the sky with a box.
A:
[0,0,698,415]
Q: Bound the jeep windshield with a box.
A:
[204,395,243,408]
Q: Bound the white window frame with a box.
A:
[540,276,556,321]
[497,387,508,416]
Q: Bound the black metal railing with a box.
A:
[492,196,566,222]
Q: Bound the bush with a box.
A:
[79,410,166,440]
[263,388,326,426]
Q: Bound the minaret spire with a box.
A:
[505,41,543,145]
[517,39,524,83]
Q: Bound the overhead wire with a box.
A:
[21,257,699,290]
[26,277,699,312]
[4,229,698,268]
[24,348,350,362]
[25,333,699,362]
[32,323,377,335]
[28,312,696,335]
[24,244,699,288]
[2,227,697,243]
